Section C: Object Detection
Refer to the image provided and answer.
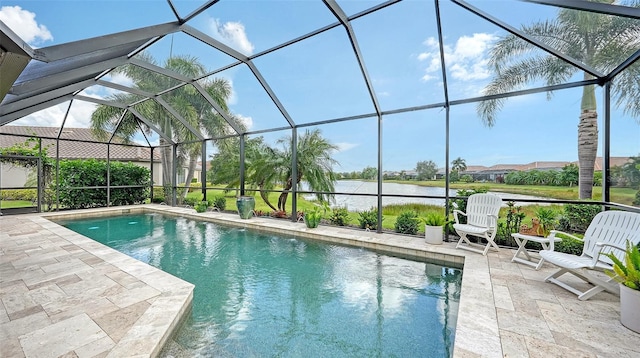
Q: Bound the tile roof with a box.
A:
[0,126,160,162]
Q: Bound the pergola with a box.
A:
[1,0,639,228]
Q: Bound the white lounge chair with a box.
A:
[453,193,502,255]
[539,210,640,300]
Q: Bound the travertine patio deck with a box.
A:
[1,204,639,357]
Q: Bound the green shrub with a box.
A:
[57,159,150,209]
[358,208,381,230]
[553,233,584,255]
[328,207,350,226]
[0,189,37,201]
[394,210,420,235]
[195,201,209,213]
[304,207,323,228]
[109,162,150,206]
[211,195,226,211]
[634,189,640,205]
[183,196,198,207]
[495,201,526,246]
[151,187,165,202]
[557,204,600,233]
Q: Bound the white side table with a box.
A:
[511,233,562,270]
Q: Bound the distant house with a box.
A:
[0,126,162,188]
[434,158,632,182]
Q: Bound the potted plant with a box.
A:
[304,207,323,229]
[604,241,640,333]
[422,212,445,245]
[534,207,557,236]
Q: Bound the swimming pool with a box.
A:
[59,212,462,357]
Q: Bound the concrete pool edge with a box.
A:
[33,210,195,358]
[40,204,502,357]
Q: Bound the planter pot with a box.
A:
[236,196,255,219]
[620,283,640,334]
[425,225,443,245]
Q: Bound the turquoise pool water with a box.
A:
[59,213,462,357]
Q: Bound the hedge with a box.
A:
[57,159,150,209]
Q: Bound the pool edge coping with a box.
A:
[37,208,195,358]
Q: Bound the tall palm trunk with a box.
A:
[578,79,598,200]
[578,110,598,199]
[182,155,197,200]
[160,139,173,200]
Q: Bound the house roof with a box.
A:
[0,126,160,162]
[592,157,632,170]
[452,157,632,175]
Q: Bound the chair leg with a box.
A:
[545,268,619,300]
[486,238,500,254]
[456,233,487,255]
[456,233,471,249]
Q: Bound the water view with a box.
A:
[311,180,551,211]
[59,213,462,357]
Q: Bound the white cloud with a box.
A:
[421,74,437,82]
[0,6,52,46]
[234,113,253,130]
[418,33,497,82]
[10,100,97,128]
[334,142,359,152]
[104,73,134,88]
[208,18,254,56]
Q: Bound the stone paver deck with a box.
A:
[1,204,639,357]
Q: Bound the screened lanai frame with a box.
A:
[1,0,639,230]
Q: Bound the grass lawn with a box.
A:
[384,179,637,206]
[0,200,33,209]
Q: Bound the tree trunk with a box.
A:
[160,140,173,200]
[259,184,277,211]
[182,155,197,200]
[278,177,294,211]
[578,109,598,199]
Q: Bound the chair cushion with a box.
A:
[453,224,489,235]
[539,251,612,270]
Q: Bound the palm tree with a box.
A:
[451,157,467,173]
[91,53,237,200]
[478,1,640,199]
[227,129,338,212]
[273,129,338,212]
[209,136,284,210]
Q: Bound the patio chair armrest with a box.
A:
[487,214,498,229]
[452,210,466,224]
[591,242,627,267]
[548,230,582,242]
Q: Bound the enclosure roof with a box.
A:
[0,0,639,146]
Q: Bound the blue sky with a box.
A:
[2,0,638,172]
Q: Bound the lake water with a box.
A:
[305,180,550,211]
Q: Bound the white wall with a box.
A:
[0,163,32,188]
